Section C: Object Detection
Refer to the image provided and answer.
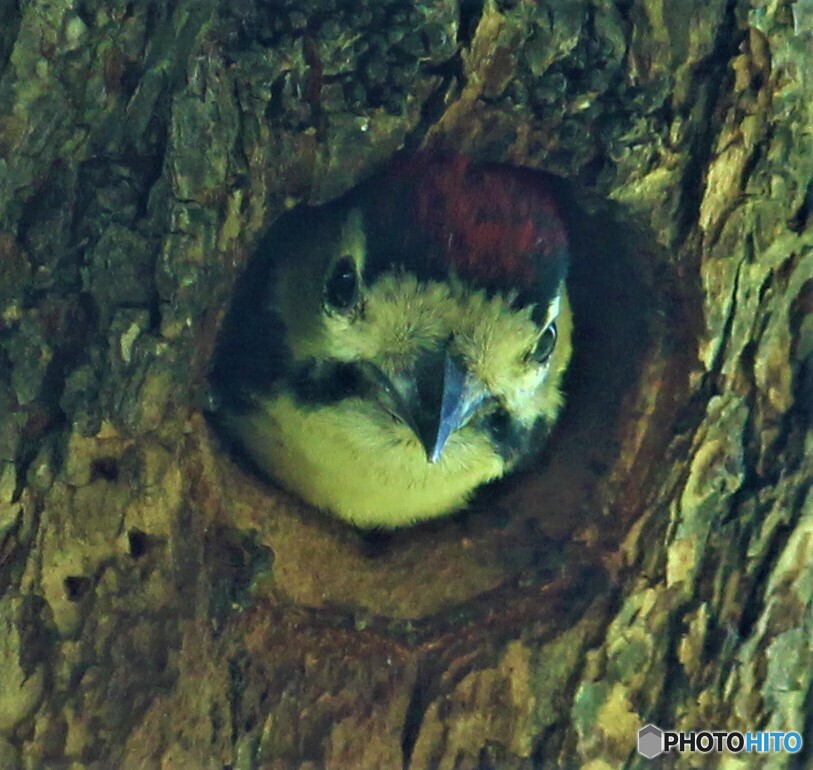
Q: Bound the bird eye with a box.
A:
[531,322,557,364]
[324,256,359,313]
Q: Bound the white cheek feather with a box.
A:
[546,293,561,326]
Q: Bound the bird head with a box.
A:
[271,154,571,469]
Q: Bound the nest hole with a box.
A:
[203,163,692,627]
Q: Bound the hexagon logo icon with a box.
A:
[638,724,664,759]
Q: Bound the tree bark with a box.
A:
[0,0,810,769]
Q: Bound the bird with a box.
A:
[210,153,572,529]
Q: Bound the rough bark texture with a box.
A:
[0,1,810,769]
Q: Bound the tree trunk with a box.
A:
[0,0,809,769]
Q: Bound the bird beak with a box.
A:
[427,353,489,464]
[362,351,490,464]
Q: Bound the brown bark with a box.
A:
[0,0,809,769]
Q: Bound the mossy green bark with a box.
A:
[0,0,809,768]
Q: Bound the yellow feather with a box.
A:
[226,393,504,528]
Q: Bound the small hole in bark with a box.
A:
[64,576,91,601]
[90,457,119,482]
[128,529,150,559]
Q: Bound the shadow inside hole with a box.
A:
[128,529,150,559]
[90,457,119,482]
[64,575,92,602]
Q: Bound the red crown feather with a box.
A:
[394,154,568,292]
